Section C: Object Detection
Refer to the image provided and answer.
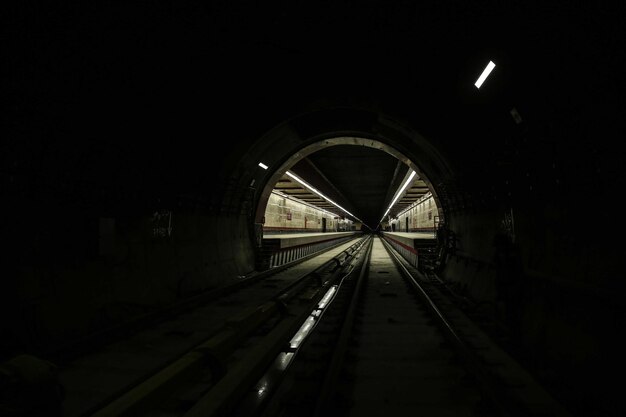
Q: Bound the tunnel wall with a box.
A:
[439,200,619,413]
[434,107,624,414]
[263,192,351,233]
[2,204,255,357]
[389,194,439,232]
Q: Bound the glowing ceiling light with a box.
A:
[474,60,496,89]
[379,170,416,224]
[258,162,268,169]
[285,171,366,225]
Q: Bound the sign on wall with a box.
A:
[151,210,172,238]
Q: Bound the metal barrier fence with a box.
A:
[268,236,356,268]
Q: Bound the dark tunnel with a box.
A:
[2,2,626,416]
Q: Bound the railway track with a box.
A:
[228,236,572,417]
[54,234,571,417]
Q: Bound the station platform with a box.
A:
[382,231,436,247]
[380,231,438,269]
[259,231,361,269]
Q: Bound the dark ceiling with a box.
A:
[238,1,624,231]
[3,2,624,219]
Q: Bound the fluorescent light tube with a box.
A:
[475,60,496,88]
[379,170,416,223]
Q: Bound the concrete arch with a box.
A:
[232,107,457,248]
[254,136,442,225]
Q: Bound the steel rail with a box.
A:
[380,236,520,417]
[311,236,374,417]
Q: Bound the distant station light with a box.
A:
[258,162,268,169]
[379,170,416,224]
[285,170,366,225]
[474,60,496,89]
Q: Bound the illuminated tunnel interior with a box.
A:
[3,2,625,417]
[254,137,444,235]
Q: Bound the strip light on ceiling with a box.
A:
[475,60,496,89]
[379,170,416,224]
[285,170,366,225]
[258,162,269,169]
